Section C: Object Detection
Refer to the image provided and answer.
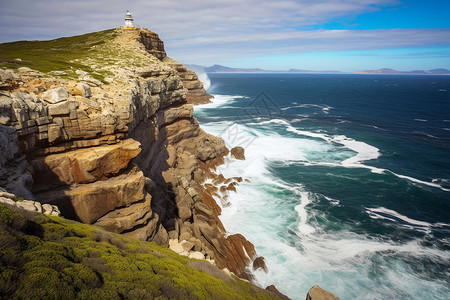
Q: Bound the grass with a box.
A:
[0,204,282,299]
[0,29,118,81]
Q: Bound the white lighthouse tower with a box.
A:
[124,10,134,27]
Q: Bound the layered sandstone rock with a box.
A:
[168,61,213,105]
[0,27,257,280]
[138,29,167,60]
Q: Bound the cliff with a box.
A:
[0,27,254,281]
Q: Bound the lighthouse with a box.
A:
[124,10,134,27]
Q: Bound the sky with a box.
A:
[0,0,449,72]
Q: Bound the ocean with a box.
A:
[193,73,450,300]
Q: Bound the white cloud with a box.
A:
[0,0,448,66]
[165,28,450,63]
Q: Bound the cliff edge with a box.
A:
[0,27,254,280]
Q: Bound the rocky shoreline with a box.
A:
[0,27,339,299]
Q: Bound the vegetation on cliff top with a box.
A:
[0,28,165,84]
[0,29,116,73]
[0,204,280,299]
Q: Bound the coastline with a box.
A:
[192,73,450,299]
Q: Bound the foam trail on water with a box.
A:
[257,118,449,190]
[259,119,385,172]
[295,192,316,236]
[195,94,245,110]
[390,172,450,192]
[365,206,450,233]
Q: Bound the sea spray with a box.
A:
[197,71,211,91]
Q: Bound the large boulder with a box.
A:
[31,139,141,190]
[42,87,69,104]
[306,285,339,300]
[35,167,146,224]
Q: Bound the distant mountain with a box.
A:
[186,64,450,75]
[356,68,450,75]
[185,64,345,74]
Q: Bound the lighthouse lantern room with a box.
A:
[124,10,134,27]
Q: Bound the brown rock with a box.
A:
[31,139,141,190]
[230,146,245,160]
[306,285,340,300]
[36,167,146,224]
[194,201,213,217]
[181,240,194,252]
[94,193,152,233]
[67,83,91,98]
[178,206,192,221]
[266,285,291,300]
[138,30,166,60]
[253,256,268,273]
[169,63,213,105]
[156,104,193,128]
[179,231,192,241]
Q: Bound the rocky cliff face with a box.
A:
[0,27,254,279]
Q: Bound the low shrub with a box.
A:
[0,204,280,299]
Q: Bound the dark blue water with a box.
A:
[194,73,450,300]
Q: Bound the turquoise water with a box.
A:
[194,73,450,299]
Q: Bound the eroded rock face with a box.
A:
[0,27,257,281]
[138,29,166,60]
[169,62,213,105]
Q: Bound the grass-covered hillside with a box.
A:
[0,28,155,84]
[0,204,281,299]
[0,30,116,73]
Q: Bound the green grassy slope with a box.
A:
[0,29,116,73]
[0,204,280,299]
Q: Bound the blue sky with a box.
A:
[0,0,449,71]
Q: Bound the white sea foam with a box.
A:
[281,103,333,112]
[294,192,316,236]
[390,172,450,192]
[262,118,384,172]
[250,117,450,191]
[323,195,340,205]
[332,135,384,173]
[195,94,246,110]
[364,206,446,233]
